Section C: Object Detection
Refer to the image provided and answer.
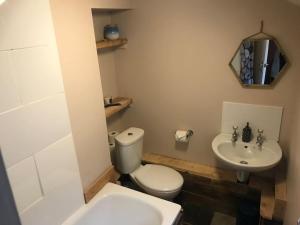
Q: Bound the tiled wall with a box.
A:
[221,102,283,141]
[0,0,84,224]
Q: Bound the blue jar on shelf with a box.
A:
[103,24,120,40]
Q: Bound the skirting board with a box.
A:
[84,165,119,203]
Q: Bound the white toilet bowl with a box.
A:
[115,127,184,200]
[130,164,183,200]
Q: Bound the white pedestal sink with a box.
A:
[212,133,282,182]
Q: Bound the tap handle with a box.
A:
[233,126,238,131]
[258,129,264,135]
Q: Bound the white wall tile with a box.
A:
[0,1,84,225]
[34,135,83,195]
[10,46,64,104]
[0,2,12,50]
[7,157,43,213]
[0,0,54,50]
[0,51,21,113]
[0,94,71,167]
[20,135,84,225]
[0,12,10,50]
[222,102,283,141]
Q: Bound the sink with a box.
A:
[212,133,282,172]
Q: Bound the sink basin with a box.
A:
[212,133,282,172]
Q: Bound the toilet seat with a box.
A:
[130,164,184,193]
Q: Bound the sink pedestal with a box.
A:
[237,171,250,183]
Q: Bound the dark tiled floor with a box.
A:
[119,175,142,191]
[180,172,261,225]
[263,220,283,225]
[210,212,236,225]
[177,199,214,225]
[119,173,261,225]
[174,190,239,225]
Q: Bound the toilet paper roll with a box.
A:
[108,131,119,145]
[109,142,115,150]
[175,130,189,143]
[109,143,116,165]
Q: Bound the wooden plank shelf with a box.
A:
[105,97,132,118]
[96,38,128,50]
[142,152,287,222]
[143,152,236,182]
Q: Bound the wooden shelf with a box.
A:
[105,97,132,118]
[96,38,128,50]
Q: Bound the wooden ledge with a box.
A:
[105,97,132,118]
[96,38,128,50]
[143,152,236,182]
[84,166,119,203]
[249,176,275,220]
[274,162,287,221]
[142,152,287,221]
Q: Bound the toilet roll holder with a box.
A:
[174,129,194,142]
[186,130,194,138]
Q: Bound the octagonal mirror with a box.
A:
[230,38,288,87]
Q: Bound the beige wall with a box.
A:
[48,0,300,222]
[112,0,300,169]
[285,89,300,224]
[92,12,119,97]
[49,0,132,189]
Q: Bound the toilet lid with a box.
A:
[134,164,183,192]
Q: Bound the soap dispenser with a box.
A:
[242,122,252,143]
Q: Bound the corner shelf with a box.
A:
[105,97,132,118]
[96,38,128,50]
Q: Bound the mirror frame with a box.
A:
[229,36,289,88]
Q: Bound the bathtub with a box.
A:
[62,183,181,225]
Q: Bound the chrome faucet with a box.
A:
[232,126,239,143]
[256,129,264,147]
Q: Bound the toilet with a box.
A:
[115,127,183,200]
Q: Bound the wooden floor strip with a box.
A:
[143,152,286,221]
[273,162,287,221]
[143,152,236,182]
[84,165,119,203]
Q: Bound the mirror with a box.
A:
[230,38,288,87]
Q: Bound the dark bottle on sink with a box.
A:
[242,122,252,143]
